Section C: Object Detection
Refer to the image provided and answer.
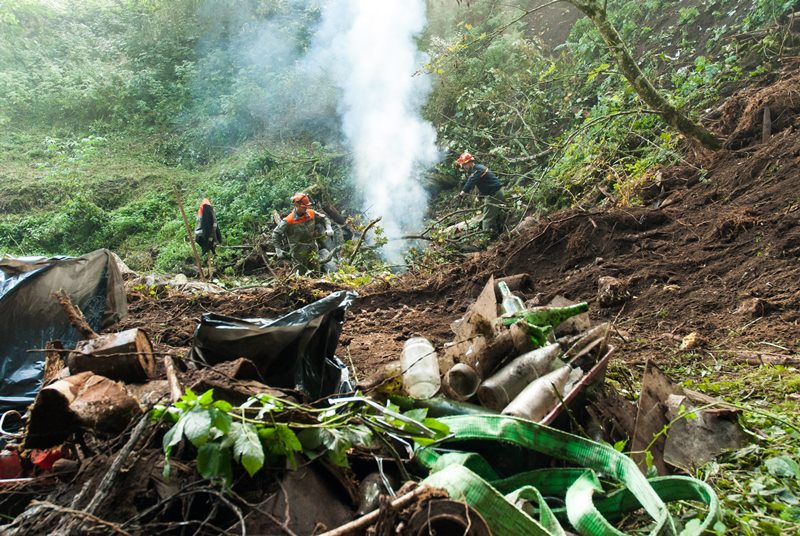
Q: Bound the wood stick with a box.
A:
[762,105,772,144]
[173,184,206,282]
[53,289,98,340]
[164,355,182,402]
[84,416,150,515]
[318,485,427,536]
[348,217,382,264]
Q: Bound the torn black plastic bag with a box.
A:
[0,249,127,414]
[191,290,356,400]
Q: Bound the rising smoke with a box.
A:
[309,0,441,264]
[191,0,440,264]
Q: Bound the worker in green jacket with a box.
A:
[272,192,334,274]
[455,151,505,238]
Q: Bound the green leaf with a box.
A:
[296,428,324,451]
[211,408,232,436]
[613,439,628,452]
[197,389,214,406]
[150,404,167,421]
[182,408,213,447]
[196,441,233,484]
[713,520,726,535]
[422,418,450,437]
[260,424,303,468]
[403,408,428,423]
[231,422,264,477]
[766,456,800,479]
[213,400,233,412]
[163,417,186,450]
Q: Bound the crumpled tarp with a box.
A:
[191,290,356,399]
[0,249,127,414]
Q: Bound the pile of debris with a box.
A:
[0,250,736,535]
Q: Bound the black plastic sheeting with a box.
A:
[0,249,127,414]
[191,290,357,400]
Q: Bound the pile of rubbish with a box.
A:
[0,250,734,535]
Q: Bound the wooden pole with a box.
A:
[172,185,206,282]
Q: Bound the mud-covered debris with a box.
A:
[597,275,630,307]
[736,297,773,317]
[679,331,705,350]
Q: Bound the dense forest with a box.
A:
[2,1,800,534]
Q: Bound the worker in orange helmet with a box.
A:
[455,152,505,238]
[272,192,335,274]
[194,197,222,255]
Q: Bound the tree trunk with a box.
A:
[67,328,155,383]
[24,372,141,449]
[567,0,721,150]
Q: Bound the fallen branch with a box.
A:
[164,355,182,402]
[84,416,151,514]
[348,217,382,264]
[53,289,98,340]
[318,485,426,536]
[33,501,132,536]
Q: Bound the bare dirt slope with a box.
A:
[124,62,800,383]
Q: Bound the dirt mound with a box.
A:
[719,64,800,149]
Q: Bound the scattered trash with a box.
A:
[0,271,738,535]
[401,337,440,399]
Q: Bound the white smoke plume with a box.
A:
[310,0,441,264]
[191,0,440,264]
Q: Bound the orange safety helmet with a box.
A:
[455,152,475,167]
[291,192,311,206]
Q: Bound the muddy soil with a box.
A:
[123,63,800,384]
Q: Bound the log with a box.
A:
[68,328,155,383]
[24,372,141,449]
[70,375,142,434]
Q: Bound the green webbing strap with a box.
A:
[423,465,553,535]
[417,415,720,535]
[430,451,499,480]
[492,469,719,528]
[505,485,566,536]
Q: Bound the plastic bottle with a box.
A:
[401,337,440,399]
[477,343,561,411]
[502,365,572,422]
[497,281,525,316]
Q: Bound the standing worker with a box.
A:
[195,197,222,255]
[272,192,334,274]
[455,152,505,238]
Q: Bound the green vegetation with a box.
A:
[1,0,794,273]
[153,388,449,485]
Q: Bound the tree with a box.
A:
[565,0,721,149]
